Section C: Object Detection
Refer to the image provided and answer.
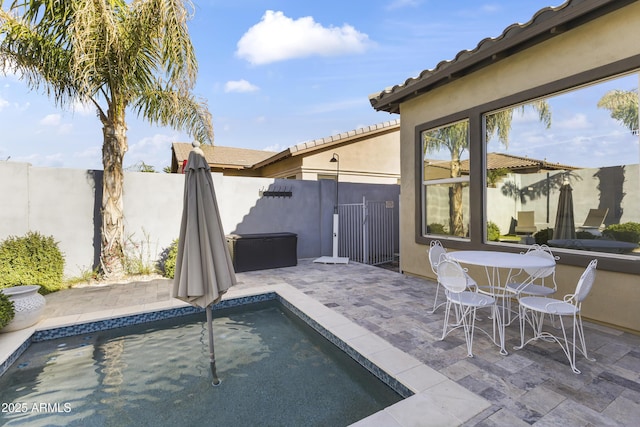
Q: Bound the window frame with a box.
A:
[415,54,640,274]
[420,118,472,239]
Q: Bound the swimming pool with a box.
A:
[0,297,405,426]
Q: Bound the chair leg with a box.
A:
[441,300,452,341]
[431,282,446,314]
[559,316,581,374]
[463,306,476,357]
[574,313,596,362]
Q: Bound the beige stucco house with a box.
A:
[370,0,640,331]
[171,119,400,184]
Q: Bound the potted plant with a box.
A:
[0,291,15,331]
[0,285,46,332]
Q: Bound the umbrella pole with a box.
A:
[206,305,221,386]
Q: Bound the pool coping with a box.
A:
[0,283,491,426]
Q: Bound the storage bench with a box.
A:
[226,232,297,273]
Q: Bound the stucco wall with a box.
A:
[301,128,401,184]
[395,3,640,331]
[0,162,399,279]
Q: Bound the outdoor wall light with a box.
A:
[330,153,339,213]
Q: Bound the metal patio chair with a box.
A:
[506,244,559,297]
[428,240,477,314]
[437,256,499,357]
[516,259,598,374]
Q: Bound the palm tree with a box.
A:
[423,101,551,237]
[0,0,212,279]
[597,89,639,133]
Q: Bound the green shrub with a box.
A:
[158,239,179,279]
[576,231,596,239]
[603,222,640,243]
[0,231,65,294]
[123,230,158,276]
[534,228,553,245]
[0,292,15,330]
[487,221,501,241]
[427,223,447,235]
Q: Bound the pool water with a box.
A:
[0,302,402,426]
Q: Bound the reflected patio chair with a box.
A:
[577,208,608,236]
[437,256,499,357]
[516,259,598,374]
[515,210,537,235]
[428,240,477,314]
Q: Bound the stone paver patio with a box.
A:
[4,259,640,425]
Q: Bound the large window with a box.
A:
[422,120,471,239]
[484,72,639,257]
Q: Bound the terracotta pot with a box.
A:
[0,285,46,332]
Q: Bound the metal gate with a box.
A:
[338,197,395,265]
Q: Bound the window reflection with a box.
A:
[422,120,470,239]
[484,72,639,255]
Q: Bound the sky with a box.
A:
[0,0,568,171]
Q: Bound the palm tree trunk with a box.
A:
[450,184,464,236]
[100,114,128,279]
[449,155,464,236]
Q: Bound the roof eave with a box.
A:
[370,0,635,114]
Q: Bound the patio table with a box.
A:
[446,250,556,355]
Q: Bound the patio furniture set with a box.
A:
[429,241,598,374]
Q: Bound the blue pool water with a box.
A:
[0,301,402,426]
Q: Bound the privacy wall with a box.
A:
[0,162,400,278]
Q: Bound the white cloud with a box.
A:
[72,100,95,116]
[73,145,101,159]
[0,96,9,112]
[224,79,260,93]
[262,143,284,152]
[236,10,371,65]
[126,133,177,169]
[39,113,62,126]
[556,113,592,130]
[14,152,65,168]
[13,101,30,112]
[128,133,174,156]
[58,123,73,135]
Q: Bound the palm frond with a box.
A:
[597,89,639,133]
[132,85,213,144]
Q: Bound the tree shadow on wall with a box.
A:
[500,172,580,204]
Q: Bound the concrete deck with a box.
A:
[2,259,639,426]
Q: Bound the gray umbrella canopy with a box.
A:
[172,141,237,385]
[553,182,576,240]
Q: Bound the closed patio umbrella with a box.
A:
[172,141,237,386]
[552,181,576,240]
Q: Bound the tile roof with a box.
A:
[289,119,400,154]
[172,119,400,171]
[172,143,275,169]
[426,152,578,174]
[475,152,578,172]
[369,0,629,113]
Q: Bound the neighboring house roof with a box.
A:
[172,143,275,171]
[468,153,578,173]
[369,0,631,113]
[425,153,578,174]
[171,119,400,172]
[251,119,400,169]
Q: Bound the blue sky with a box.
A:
[0,0,563,171]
